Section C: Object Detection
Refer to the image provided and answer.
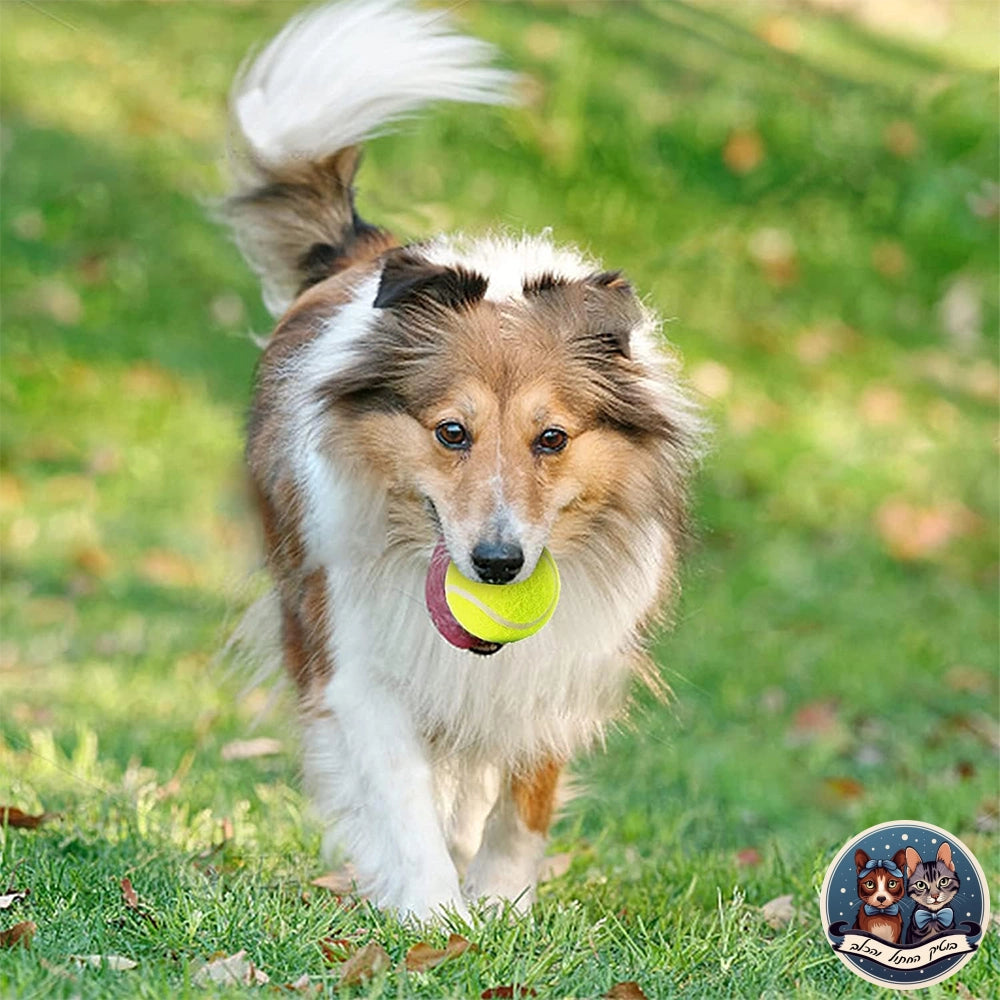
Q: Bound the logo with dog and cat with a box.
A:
[820,820,990,990]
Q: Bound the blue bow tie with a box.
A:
[913,907,954,931]
[864,902,900,916]
[861,858,903,878]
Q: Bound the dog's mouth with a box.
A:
[424,537,503,656]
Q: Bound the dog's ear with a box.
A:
[855,849,870,874]
[904,847,922,877]
[892,848,908,873]
[583,270,635,359]
[374,249,487,310]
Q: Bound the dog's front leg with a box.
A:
[303,670,466,922]
[463,758,562,913]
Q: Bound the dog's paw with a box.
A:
[463,859,537,915]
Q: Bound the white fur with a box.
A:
[250,230,683,918]
[230,2,702,922]
[232,0,514,170]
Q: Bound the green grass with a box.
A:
[1,1,997,996]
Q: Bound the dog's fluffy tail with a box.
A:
[224,0,515,316]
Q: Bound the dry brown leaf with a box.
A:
[762,893,796,929]
[0,890,29,910]
[605,983,649,1000]
[121,877,139,909]
[311,865,358,894]
[0,807,54,829]
[405,933,471,972]
[220,738,283,761]
[822,776,865,801]
[736,847,762,868]
[481,987,538,999]
[875,499,976,561]
[139,549,201,588]
[338,941,390,987]
[193,949,269,987]
[120,876,157,926]
[275,973,319,993]
[723,129,765,175]
[0,921,36,948]
[788,700,841,742]
[69,955,138,971]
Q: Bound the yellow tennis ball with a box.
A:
[444,548,560,644]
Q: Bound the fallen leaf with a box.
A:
[723,129,765,175]
[275,973,319,993]
[311,866,359,894]
[689,360,732,401]
[481,987,538,999]
[822,776,865,801]
[875,499,975,561]
[757,15,801,52]
[221,738,283,761]
[69,955,138,971]
[871,240,908,279]
[762,893,795,929]
[405,933,472,972]
[139,549,201,588]
[788,700,840,742]
[120,876,157,926]
[74,544,114,578]
[605,983,649,1000]
[121,877,139,909]
[193,949,269,987]
[736,847,762,868]
[338,942,390,987]
[748,227,797,286]
[0,807,54,829]
[883,119,919,158]
[0,921,36,948]
[0,890,29,910]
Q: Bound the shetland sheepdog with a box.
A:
[223,0,703,920]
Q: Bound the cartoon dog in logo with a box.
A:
[853,848,908,943]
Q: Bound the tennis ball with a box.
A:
[444,548,560,644]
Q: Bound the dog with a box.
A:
[852,849,908,943]
[223,0,702,919]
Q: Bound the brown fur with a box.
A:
[853,848,907,943]
[510,759,563,834]
[224,146,395,313]
[318,273,691,595]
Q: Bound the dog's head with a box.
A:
[854,849,908,911]
[316,240,699,588]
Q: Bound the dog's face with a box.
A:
[855,849,907,910]
[320,250,681,582]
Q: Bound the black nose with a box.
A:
[471,541,524,584]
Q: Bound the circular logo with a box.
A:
[820,820,990,990]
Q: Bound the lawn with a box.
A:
[1,1,997,997]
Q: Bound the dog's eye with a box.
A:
[864,880,875,889]
[435,421,469,449]
[887,880,897,889]
[535,427,568,454]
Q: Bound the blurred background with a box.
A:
[0,0,996,989]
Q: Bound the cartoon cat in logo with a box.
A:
[904,842,961,945]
